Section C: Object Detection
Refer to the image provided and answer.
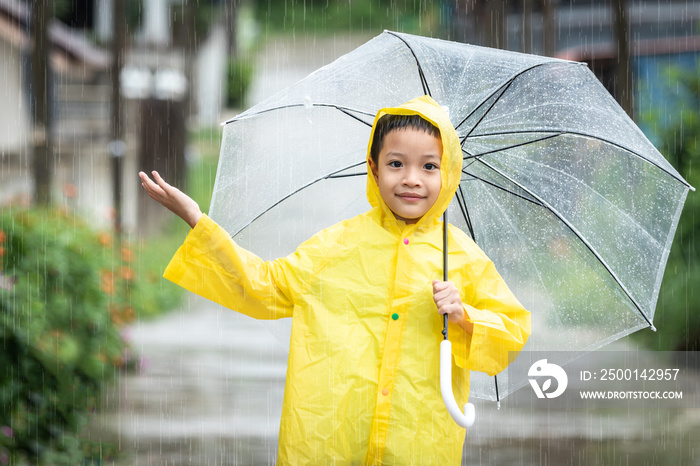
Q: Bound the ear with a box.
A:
[369,158,379,182]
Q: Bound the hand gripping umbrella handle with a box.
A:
[440,340,476,428]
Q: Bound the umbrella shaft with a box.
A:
[443,210,448,340]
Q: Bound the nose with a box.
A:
[402,166,422,187]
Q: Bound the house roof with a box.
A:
[0,0,110,77]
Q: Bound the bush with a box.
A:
[253,0,440,35]
[0,207,148,464]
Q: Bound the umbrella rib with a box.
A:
[461,145,545,207]
[456,62,560,138]
[463,169,544,207]
[223,103,375,125]
[463,133,563,160]
[335,106,374,127]
[386,31,432,96]
[460,80,514,142]
[230,161,367,237]
[327,172,367,179]
[494,375,500,404]
[456,185,476,242]
[474,157,654,327]
[469,129,693,190]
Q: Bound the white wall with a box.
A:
[196,25,227,126]
[0,37,30,155]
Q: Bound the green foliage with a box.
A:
[254,0,441,35]
[0,208,153,464]
[637,63,700,350]
[227,57,255,109]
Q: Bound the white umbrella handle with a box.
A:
[440,340,476,427]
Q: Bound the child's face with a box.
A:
[369,128,442,224]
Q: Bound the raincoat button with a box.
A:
[382,388,389,396]
[403,238,409,245]
[391,313,399,320]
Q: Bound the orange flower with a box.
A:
[100,270,115,295]
[0,246,4,257]
[0,229,6,243]
[97,231,113,247]
[110,312,124,326]
[122,306,136,323]
[119,266,135,281]
[121,247,134,263]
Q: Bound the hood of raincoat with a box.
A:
[366,95,462,233]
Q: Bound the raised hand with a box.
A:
[139,171,203,228]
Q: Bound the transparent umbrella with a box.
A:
[209,31,694,408]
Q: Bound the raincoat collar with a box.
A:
[366,95,462,236]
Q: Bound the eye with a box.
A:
[424,163,439,170]
[389,161,402,168]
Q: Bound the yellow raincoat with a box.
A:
[164,96,530,465]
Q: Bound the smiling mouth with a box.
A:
[397,193,425,201]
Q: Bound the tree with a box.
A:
[613,0,633,117]
[637,64,700,351]
[31,1,54,206]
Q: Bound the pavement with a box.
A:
[90,294,286,465]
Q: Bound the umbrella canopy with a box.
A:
[210,31,693,402]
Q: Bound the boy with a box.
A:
[139,95,530,464]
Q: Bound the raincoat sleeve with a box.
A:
[162,214,314,320]
[450,236,531,374]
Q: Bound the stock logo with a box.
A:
[528,359,568,399]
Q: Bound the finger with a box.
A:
[139,171,157,189]
[437,302,459,317]
[151,170,171,187]
[139,171,155,189]
[432,280,448,294]
[435,292,454,308]
[143,181,165,200]
[440,303,463,320]
[433,288,451,303]
[434,286,459,302]
[151,171,174,193]
[142,173,167,197]
[433,280,457,292]
[436,298,460,315]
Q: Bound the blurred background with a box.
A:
[0,0,698,464]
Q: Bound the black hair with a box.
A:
[369,114,441,165]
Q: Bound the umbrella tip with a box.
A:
[650,325,657,332]
[497,401,501,410]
